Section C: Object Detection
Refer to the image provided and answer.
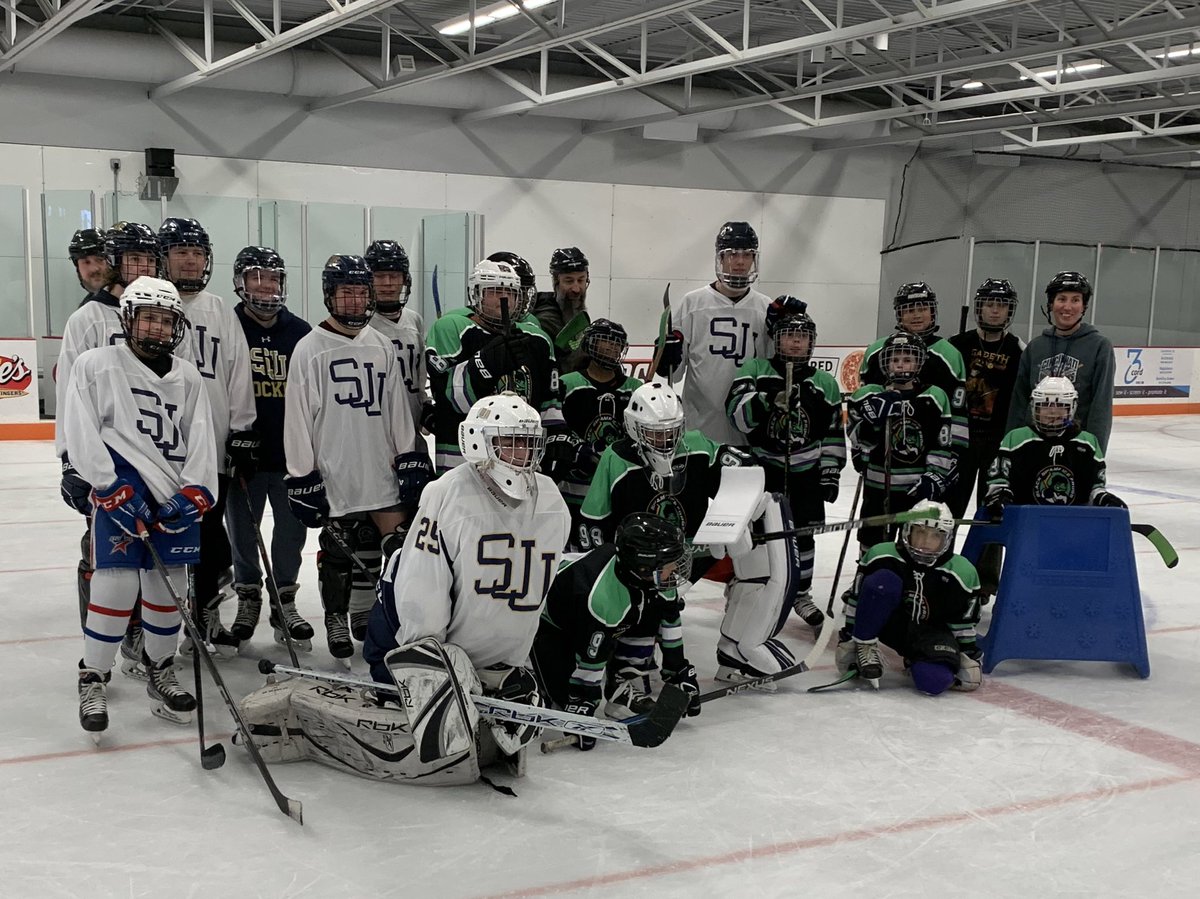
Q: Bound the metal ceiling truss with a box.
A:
[1,0,115,71]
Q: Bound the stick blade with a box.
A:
[1132,523,1179,568]
[628,684,689,748]
[283,798,304,825]
[201,744,226,770]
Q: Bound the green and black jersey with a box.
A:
[986,425,1107,506]
[847,383,955,496]
[861,334,967,454]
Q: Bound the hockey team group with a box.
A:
[53,216,1124,789]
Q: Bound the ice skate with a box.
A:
[270,586,314,653]
[714,650,779,693]
[118,621,149,681]
[146,653,197,725]
[78,662,109,744]
[792,591,825,628]
[603,670,656,720]
[230,583,263,642]
[324,612,354,667]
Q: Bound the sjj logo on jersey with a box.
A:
[0,354,32,398]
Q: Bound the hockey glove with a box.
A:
[394,452,433,507]
[859,390,901,427]
[657,329,684,374]
[850,449,867,474]
[541,427,580,479]
[952,648,983,692]
[94,479,153,537]
[563,698,599,751]
[663,664,701,718]
[418,402,436,435]
[907,472,947,502]
[984,487,1013,523]
[224,430,261,479]
[820,467,841,504]
[60,457,93,516]
[154,485,215,534]
[473,333,533,380]
[771,387,793,413]
[285,471,330,528]
[1093,491,1127,509]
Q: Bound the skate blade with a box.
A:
[120,659,150,681]
[180,639,240,661]
[151,703,193,726]
[714,666,778,693]
[273,630,312,653]
[89,732,102,746]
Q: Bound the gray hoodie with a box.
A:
[1006,321,1115,452]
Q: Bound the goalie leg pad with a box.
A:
[385,638,481,766]
[720,493,799,648]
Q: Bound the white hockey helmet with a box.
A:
[120,275,186,358]
[1030,375,1078,436]
[459,392,546,501]
[624,382,685,478]
[468,259,525,329]
[900,501,956,567]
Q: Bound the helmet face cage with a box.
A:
[893,282,938,336]
[624,385,685,477]
[973,279,1018,334]
[458,394,545,501]
[1030,376,1078,436]
[106,222,161,286]
[881,334,927,383]
[158,218,213,293]
[121,277,186,358]
[469,261,525,328]
[234,250,288,316]
[582,319,629,371]
[487,251,537,310]
[322,255,376,329]
[901,502,955,567]
[714,221,759,289]
[616,515,692,592]
[365,240,411,312]
[770,314,817,365]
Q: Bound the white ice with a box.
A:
[0,416,1197,898]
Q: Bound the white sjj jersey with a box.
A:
[383,464,571,669]
[54,298,125,458]
[670,284,771,446]
[63,345,218,503]
[174,289,256,466]
[284,325,421,517]
[369,310,429,430]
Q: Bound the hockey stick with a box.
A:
[883,411,893,520]
[826,472,863,617]
[807,670,858,693]
[258,660,689,748]
[238,476,300,668]
[1131,523,1179,568]
[321,520,377,580]
[753,506,938,545]
[645,284,672,380]
[431,264,442,320]
[138,526,303,824]
[783,361,794,501]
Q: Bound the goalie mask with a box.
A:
[1030,375,1077,437]
[234,246,287,317]
[615,513,691,592]
[158,217,212,293]
[486,251,537,311]
[581,318,629,372]
[880,331,927,386]
[893,281,938,337]
[974,278,1018,334]
[120,276,186,359]
[459,392,546,501]
[624,382,685,479]
[900,501,955,568]
[766,296,817,365]
[469,259,525,329]
[322,254,376,330]
[364,239,411,314]
[715,221,759,289]
[105,222,161,287]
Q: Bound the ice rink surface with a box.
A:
[1,415,1197,899]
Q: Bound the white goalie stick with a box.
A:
[257,660,689,748]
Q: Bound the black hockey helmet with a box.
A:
[105,222,161,286]
[549,246,589,275]
[487,251,537,303]
[766,295,817,364]
[158,217,212,292]
[893,281,938,336]
[365,239,411,312]
[615,513,691,592]
[973,277,1018,334]
[880,331,927,383]
[581,318,629,371]
[234,246,287,316]
[322,254,376,330]
[69,228,112,290]
[1043,271,1092,324]
[714,221,759,289]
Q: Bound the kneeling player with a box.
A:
[836,502,982,693]
[242,394,569,784]
[532,513,699,748]
[63,277,218,739]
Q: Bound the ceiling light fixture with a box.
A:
[438,0,557,36]
[1020,60,1105,80]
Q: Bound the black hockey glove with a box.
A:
[663,664,701,717]
[984,488,1013,523]
[393,451,433,508]
[418,402,436,435]
[820,467,841,504]
[285,471,329,528]
[657,329,684,374]
[1093,491,1127,509]
[563,698,599,751]
[473,333,533,380]
[60,457,93,516]
[94,479,153,537]
[225,430,261,479]
[155,485,215,534]
[859,390,901,427]
[850,449,867,474]
[541,427,580,479]
[907,472,947,502]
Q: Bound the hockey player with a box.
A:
[654,221,772,445]
[486,250,539,315]
[859,282,967,462]
[847,332,955,556]
[223,247,315,651]
[63,276,218,738]
[985,376,1125,515]
[284,254,428,659]
[531,513,699,750]
[1007,271,1116,453]
[946,278,1024,517]
[836,502,982,693]
[159,217,258,657]
[57,222,161,678]
[532,246,591,368]
[365,239,431,433]
[425,259,565,472]
[558,318,642,550]
[726,297,845,626]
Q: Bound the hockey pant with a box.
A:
[317,515,381,618]
[717,492,801,676]
[83,567,183,672]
